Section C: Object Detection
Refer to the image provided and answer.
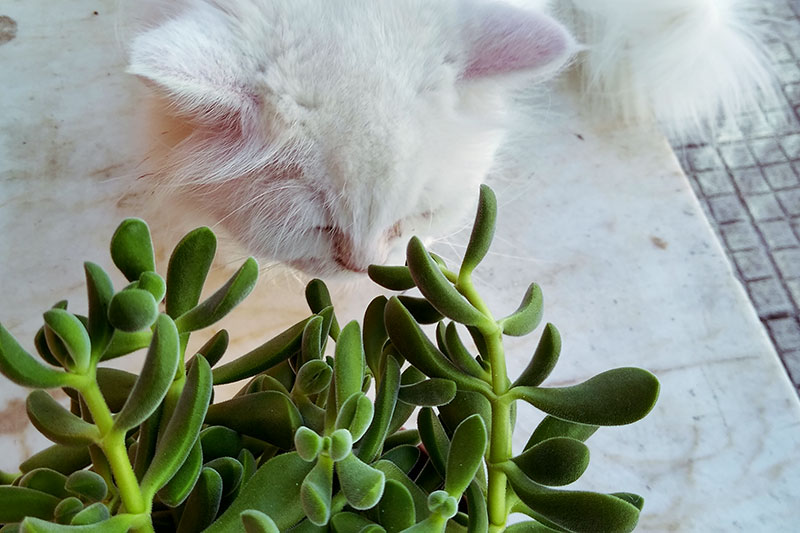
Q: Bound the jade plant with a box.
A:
[0,185,659,532]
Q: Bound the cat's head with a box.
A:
[129,0,574,275]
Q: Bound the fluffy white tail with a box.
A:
[551,0,778,136]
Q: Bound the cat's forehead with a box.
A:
[245,0,459,98]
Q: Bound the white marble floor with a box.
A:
[1,1,799,531]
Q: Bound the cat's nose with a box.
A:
[331,229,370,273]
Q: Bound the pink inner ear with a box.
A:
[463,3,571,79]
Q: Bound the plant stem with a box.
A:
[456,275,512,531]
[80,380,148,517]
[487,330,511,532]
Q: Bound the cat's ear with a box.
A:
[459,1,575,81]
[127,6,259,127]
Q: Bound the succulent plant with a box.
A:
[0,185,659,532]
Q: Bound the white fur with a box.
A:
[129,0,574,275]
[550,0,778,136]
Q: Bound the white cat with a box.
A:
[129,0,773,275]
[129,0,575,275]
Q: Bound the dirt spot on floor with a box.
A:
[651,236,669,250]
[0,16,17,45]
[0,398,28,434]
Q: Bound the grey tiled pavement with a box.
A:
[672,0,800,392]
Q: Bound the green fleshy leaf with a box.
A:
[295,359,332,396]
[386,401,415,439]
[21,513,146,532]
[176,467,223,533]
[335,392,374,441]
[442,323,487,379]
[513,324,561,388]
[295,427,323,461]
[400,515,446,533]
[65,470,107,502]
[317,307,336,351]
[53,497,83,525]
[305,279,340,340]
[356,355,400,464]
[300,316,324,365]
[465,326,489,365]
[610,493,645,511]
[205,391,302,449]
[512,368,660,426]
[158,438,203,507]
[377,479,415,532]
[205,452,314,533]
[212,318,309,385]
[100,329,152,361]
[336,453,385,510]
[18,469,68,499]
[362,296,388,377]
[19,445,91,475]
[503,463,640,533]
[396,296,443,325]
[137,271,166,303]
[94,368,137,412]
[107,289,158,333]
[26,390,100,446]
[329,429,354,462]
[141,355,213,499]
[379,445,420,474]
[113,314,180,432]
[0,486,59,523]
[41,310,90,374]
[83,262,113,360]
[405,237,487,327]
[525,417,598,450]
[43,324,70,370]
[265,359,296,392]
[69,503,109,525]
[464,481,488,533]
[248,373,291,397]
[504,521,563,532]
[367,265,416,291]
[512,437,590,486]
[195,329,229,368]
[438,390,492,440]
[330,512,377,533]
[296,397,326,434]
[301,455,334,525]
[373,461,430,522]
[34,325,61,368]
[383,298,490,395]
[445,415,487,498]
[238,449,258,486]
[359,525,387,533]
[398,378,456,407]
[205,456,244,497]
[133,406,163,481]
[428,490,458,519]
[240,510,280,533]
[418,407,451,477]
[498,283,543,337]
[166,226,217,319]
[287,518,328,533]
[174,257,258,333]
[110,218,155,282]
[200,426,244,463]
[335,321,365,411]
[460,184,497,277]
